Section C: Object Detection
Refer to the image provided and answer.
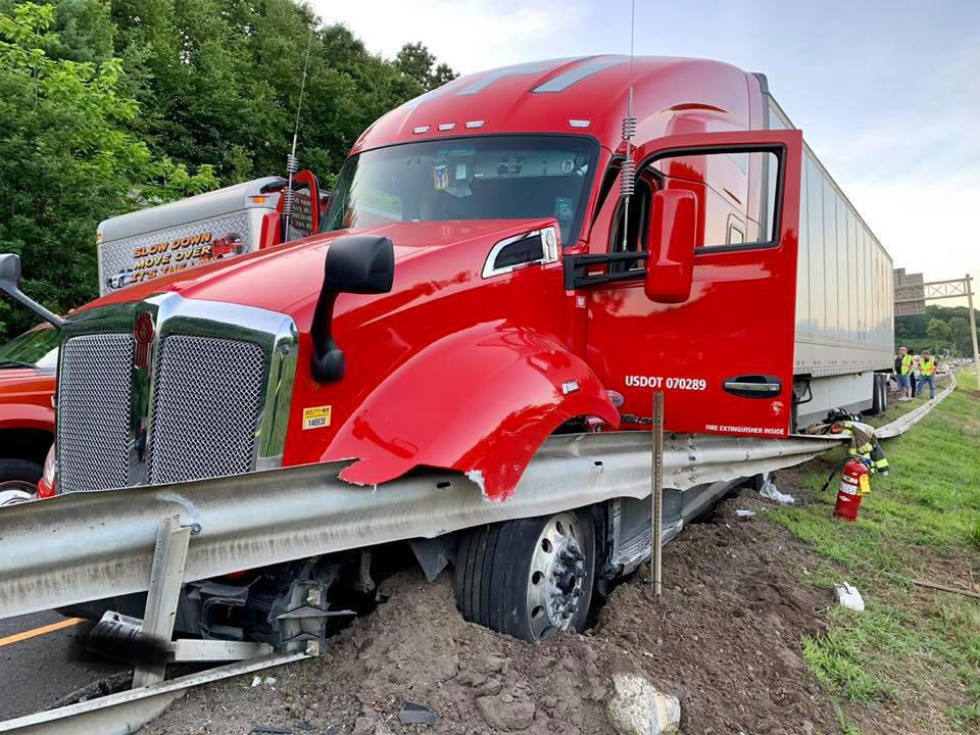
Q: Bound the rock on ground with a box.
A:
[606,672,680,735]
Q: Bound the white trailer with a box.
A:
[761,83,895,426]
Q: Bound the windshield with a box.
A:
[322,135,598,243]
[0,325,59,370]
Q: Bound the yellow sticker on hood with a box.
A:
[302,405,332,430]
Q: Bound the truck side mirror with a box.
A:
[644,190,697,304]
[310,235,395,382]
[0,253,64,328]
[0,252,20,288]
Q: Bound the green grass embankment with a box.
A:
[771,371,980,733]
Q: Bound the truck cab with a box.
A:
[318,55,803,466]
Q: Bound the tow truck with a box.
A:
[1,56,894,648]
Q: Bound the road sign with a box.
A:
[893,268,925,315]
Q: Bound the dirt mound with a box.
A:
[600,495,839,734]
[145,492,841,734]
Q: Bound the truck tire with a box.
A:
[870,373,888,415]
[0,458,42,504]
[455,510,596,641]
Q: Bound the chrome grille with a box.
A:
[57,334,134,493]
[148,335,265,485]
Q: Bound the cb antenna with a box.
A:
[620,0,637,252]
[283,25,315,237]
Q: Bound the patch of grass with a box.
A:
[772,370,980,734]
[969,521,980,549]
[950,702,980,731]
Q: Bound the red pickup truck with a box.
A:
[0,324,57,502]
[1,55,892,643]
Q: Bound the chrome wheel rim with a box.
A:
[526,512,587,640]
[0,481,36,506]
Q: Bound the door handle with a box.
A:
[723,374,782,398]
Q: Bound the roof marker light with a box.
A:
[465,120,485,129]
[568,119,591,128]
[413,125,430,134]
[438,122,456,131]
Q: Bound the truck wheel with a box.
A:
[455,510,595,641]
[0,458,42,504]
[870,374,887,415]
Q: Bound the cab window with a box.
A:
[645,150,779,249]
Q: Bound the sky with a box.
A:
[312,0,980,298]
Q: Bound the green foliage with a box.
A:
[896,304,979,357]
[0,0,455,341]
[396,41,457,90]
[772,371,980,731]
[106,0,447,183]
[949,316,974,357]
[0,1,214,338]
[927,316,952,347]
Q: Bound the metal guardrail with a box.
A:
[0,652,309,734]
[0,431,841,620]
[875,374,957,439]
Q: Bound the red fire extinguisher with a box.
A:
[835,457,871,522]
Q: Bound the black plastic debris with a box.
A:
[399,701,438,726]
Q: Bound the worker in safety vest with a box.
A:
[895,346,913,400]
[917,350,938,399]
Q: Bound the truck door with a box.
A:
[572,130,803,437]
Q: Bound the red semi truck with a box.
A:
[0,56,893,642]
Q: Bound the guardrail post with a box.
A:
[651,391,664,596]
[132,515,191,688]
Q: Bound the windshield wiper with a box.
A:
[0,360,37,369]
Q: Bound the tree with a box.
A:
[395,41,457,90]
[923,317,952,354]
[430,62,456,88]
[926,318,951,343]
[0,2,215,340]
[0,0,456,341]
[105,2,452,182]
[395,41,435,86]
[895,305,980,355]
[949,316,974,356]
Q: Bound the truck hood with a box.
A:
[83,218,557,320]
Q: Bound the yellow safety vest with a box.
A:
[900,354,913,375]
[920,358,935,376]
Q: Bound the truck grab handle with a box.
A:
[722,375,782,398]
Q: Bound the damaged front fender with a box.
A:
[322,322,619,500]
